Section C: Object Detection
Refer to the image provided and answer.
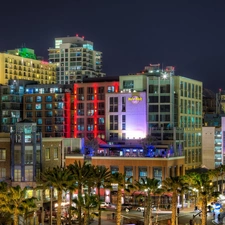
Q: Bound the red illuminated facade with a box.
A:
[71,79,119,140]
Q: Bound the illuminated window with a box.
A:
[0,149,6,160]
[25,166,33,181]
[14,166,21,182]
[123,80,134,89]
[36,96,42,102]
[45,148,50,160]
[0,168,6,179]
[36,104,42,110]
[108,86,115,93]
[54,147,58,159]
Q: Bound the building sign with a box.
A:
[128,96,142,104]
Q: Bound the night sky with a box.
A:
[1,0,225,92]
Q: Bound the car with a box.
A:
[136,207,145,212]
[100,202,111,208]
[136,206,156,212]
[121,204,132,211]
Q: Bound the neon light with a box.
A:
[64,93,71,138]
[94,84,98,138]
[128,96,142,104]
[73,84,78,138]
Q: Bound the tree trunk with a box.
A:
[78,184,82,225]
[57,190,62,225]
[97,186,102,225]
[68,190,72,225]
[201,196,207,225]
[147,192,153,225]
[171,193,177,225]
[14,212,18,225]
[83,212,88,225]
[116,189,122,225]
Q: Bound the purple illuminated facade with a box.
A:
[105,91,147,142]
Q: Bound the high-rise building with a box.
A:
[118,65,202,170]
[48,35,105,84]
[0,48,56,85]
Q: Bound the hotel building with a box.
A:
[0,48,56,85]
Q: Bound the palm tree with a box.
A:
[135,178,162,225]
[162,176,189,225]
[68,161,93,225]
[41,166,74,225]
[92,165,111,225]
[208,168,221,191]
[107,172,133,225]
[72,193,99,225]
[188,172,219,225]
[0,185,36,225]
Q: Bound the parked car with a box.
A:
[121,204,132,211]
[100,202,113,208]
[136,206,156,212]
[136,207,145,212]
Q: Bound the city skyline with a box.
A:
[1,0,225,91]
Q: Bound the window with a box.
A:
[26,104,32,110]
[36,104,42,110]
[109,133,118,140]
[110,115,118,130]
[125,167,133,182]
[87,103,94,116]
[122,97,126,112]
[0,149,6,160]
[46,103,52,110]
[160,105,170,112]
[77,88,84,100]
[149,105,158,112]
[98,102,105,115]
[26,96,33,103]
[26,112,32,118]
[25,149,33,164]
[54,147,58,159]
[25,166,33,181]
[160,96,170,103]
[87,87,94,100]
[77,118,84,131]
[111,166,119,174]
[46,96,52,102]
[97,87,105,100]
[0,168,6,179]
[77,103,84,115]
[122,133,126,140]
[37,118,42,125]
[153,167,162,183]
[122,115,126,130]
[108,86,115,93]
[139,167,147,183]
[109,97,118,112]
[98,118,105,131]
[123,80,134,89]
[14,166,21,182]
[87,118,94,131]
[45,148,50,160]
[36,96,42,102]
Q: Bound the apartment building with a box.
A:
[48,36,105,84]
